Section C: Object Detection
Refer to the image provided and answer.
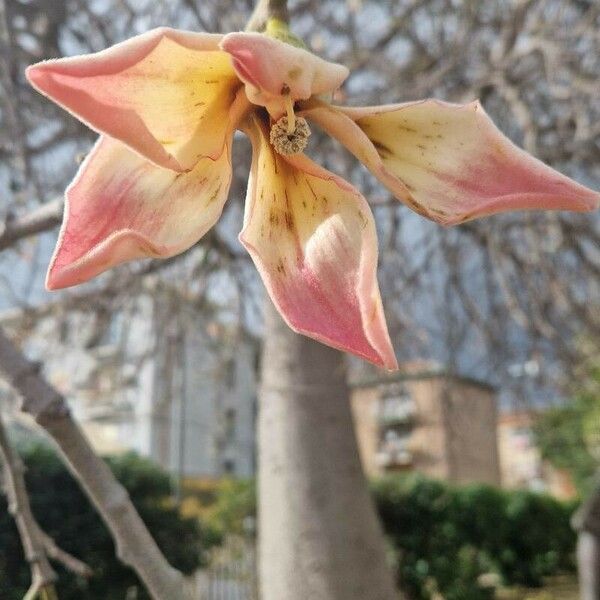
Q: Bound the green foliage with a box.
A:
[207,478,257,537]
[499,491,577,585]
[534,366,600,495]
[372,475,577,599]
[0,445,219,600]
[372,476,496,600]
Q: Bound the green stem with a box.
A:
[246,0,289,32]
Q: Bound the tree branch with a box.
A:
[0,409,92,584]
[35,523,94,579]
[0,198,63,252]
[0,327,197,600]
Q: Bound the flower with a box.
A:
[26,27,599,370]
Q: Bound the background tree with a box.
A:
[535,363,600,495]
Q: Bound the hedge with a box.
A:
[372,475,577,599]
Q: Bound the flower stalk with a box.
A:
[246,0,289,32]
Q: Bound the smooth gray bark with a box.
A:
[573,477,600,600]
[258,300,398,600]
[577,532,600,600]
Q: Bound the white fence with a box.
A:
[196,541,258,600]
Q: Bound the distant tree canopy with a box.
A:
[0,445,219,600]
[535,364,600,495]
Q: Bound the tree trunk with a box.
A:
[577,532,600,600]
[258,299,398,600]
[573,477,600,600]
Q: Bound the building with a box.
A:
[350,363,501,485]
[0,288,259,483]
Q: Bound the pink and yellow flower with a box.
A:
[26,27,599,369]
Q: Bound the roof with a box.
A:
[350,368,496,393]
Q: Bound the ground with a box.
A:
[498,576,579,600]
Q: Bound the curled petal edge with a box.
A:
[26,28,237,172]
[220,32,349,118]
[46,90,252,290]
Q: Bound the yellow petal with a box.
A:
[303,100,599,224]
[27,28,240,171]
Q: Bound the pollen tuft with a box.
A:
[270,116,311,155]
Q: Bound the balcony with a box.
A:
[378,394,416,427]
[376,430,413,468]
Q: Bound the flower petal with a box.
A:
[27,28,240,171]
[302,100,600,225]
[220,32,348,118]
[47,135,232,290]
[240,116,396,369]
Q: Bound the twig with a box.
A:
[0,0,34,207]
[0,412,58,599]
[35,523,94,578]
[0,410,93,579]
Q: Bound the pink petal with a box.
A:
[240,116,397,369]
[220,32,348,118]
[27,28,240,171]
[47,135,232,290]
[302,101,600,225]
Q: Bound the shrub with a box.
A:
[0,445,219,600]
[498,490,577,586]
[371,475,577,599]
[373,476,496,599]
[207,478,257,537]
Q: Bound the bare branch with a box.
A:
[36,524,94,579]
[0,198,63,252]
[0,327,198,600]
[0,412,58,599]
